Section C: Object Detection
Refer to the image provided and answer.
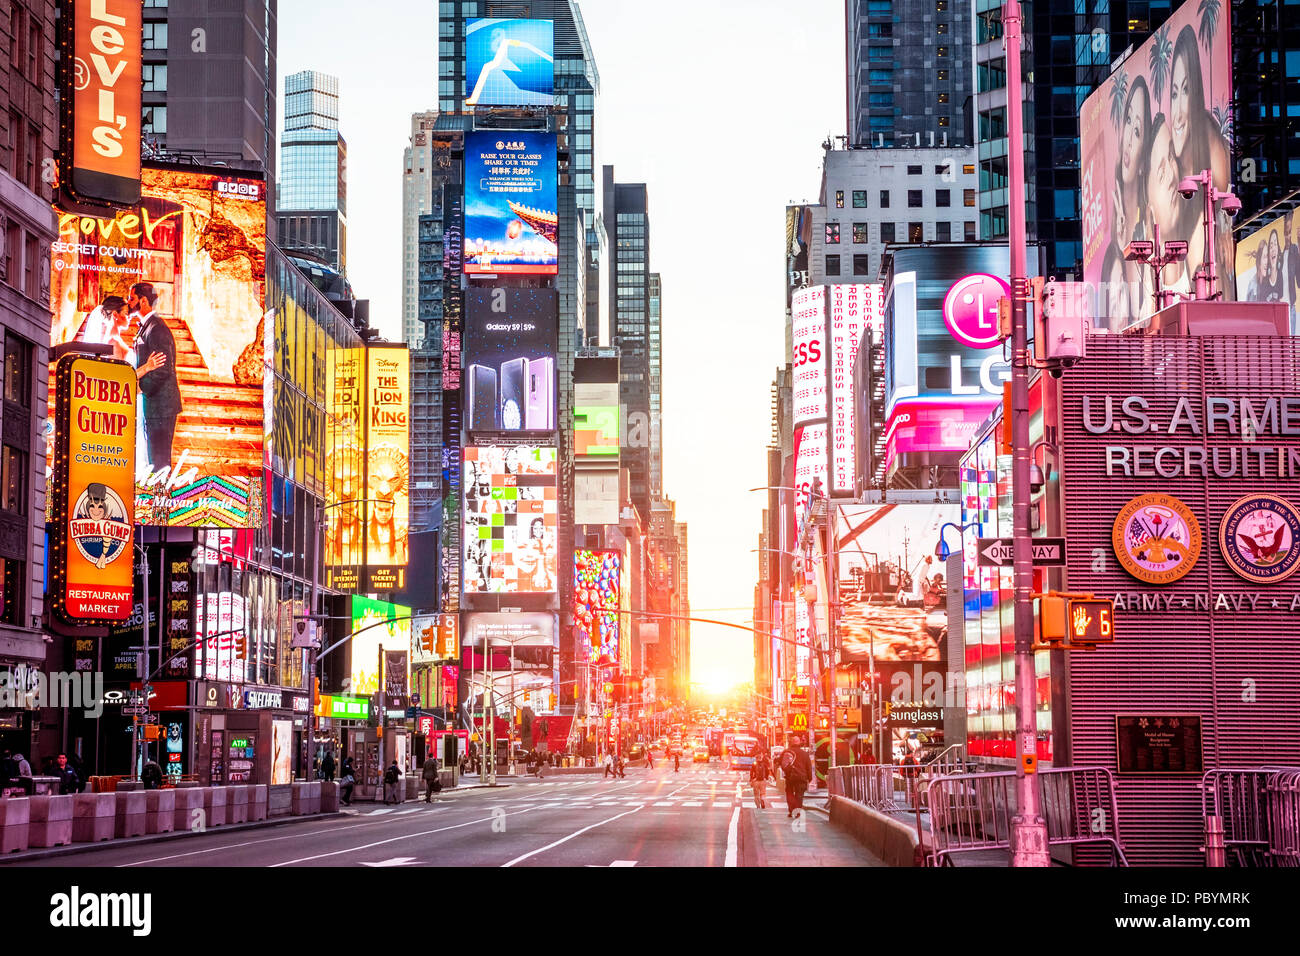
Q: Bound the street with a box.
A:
[8,765,881,868]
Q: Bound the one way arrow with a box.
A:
[360,856,418,867]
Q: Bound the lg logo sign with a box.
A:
[943,273,1009,349]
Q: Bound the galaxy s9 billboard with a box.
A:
[464,288,557,433]
[464,131,557,275]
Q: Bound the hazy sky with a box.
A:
[279,0,846,693]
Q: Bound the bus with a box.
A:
[727,734,761,771]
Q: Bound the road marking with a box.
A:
[501,806,645,868]
[712,802,733,808]
[725,807,740,868]
[653,801,674,807]
[681,801,702,807]
[361,856,418,867]
[610,860,637,867]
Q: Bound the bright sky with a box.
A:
[278,0,846,697]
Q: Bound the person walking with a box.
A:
[616,754,626,779]
[645,748,654,771]
[383,760,402,804]
[339,757,356,807]
[750,750,772,810]
[319,750,336,782]
[779,740,813,818]
[603,752,615,779]
[422,757,442,803]
[673,749,681,773]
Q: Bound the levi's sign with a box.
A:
[977,537,1066,567]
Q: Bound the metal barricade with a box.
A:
[923,766,1127,867]
[1199,768,1298,867]
[1265,769,1300,867]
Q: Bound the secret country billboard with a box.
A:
[49,164,268,528]
[464,131,557,275]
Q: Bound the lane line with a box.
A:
[725,807,740,868]
[501,805,645,868]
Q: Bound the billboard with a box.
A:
[461,613,558,704]
[49,165,268,528]
[350,596,412,697]
[464,18,555,108]
[883,246,1014,471]
[829,283,884,495]
[791,286,826,425]
[785,205,813,308]
[49,354,136,622]
[575,383,619,458]
[364,345,410,591]
[575,549,622,664]
[835,503,960,662]
[61,0,142,208]
[462,446,558,593]
[325,346,365,590]
[1079,0,1234,329]
[464,131,557,275]
[1236,210,1300,334]
[464,288,557,432]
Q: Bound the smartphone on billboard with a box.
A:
[526,357,555,430]
[467,364,498,431]
[499,357,527,430]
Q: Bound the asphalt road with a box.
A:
[11,763,883,868]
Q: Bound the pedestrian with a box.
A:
[779,740,813,818]
[673,749,681,773]
[339,757,355,806]
[750,750,772,810]
[0,749,15,791]
[616,755,626,779]
[645,748,654,771]
[13,752,32,779]
[383,759,402,804]
[603,752,615,779]
[422,757,442,803]
[57,753,83,795]
[319,750,336,782]
[140,756,162,791]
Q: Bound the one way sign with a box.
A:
[977,537,1067,567]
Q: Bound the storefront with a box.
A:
[193,682,309,786]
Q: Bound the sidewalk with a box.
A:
[741,788,885,867]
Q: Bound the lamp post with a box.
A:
[1004,0,1051,866]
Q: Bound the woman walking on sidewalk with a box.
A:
[750,750,772,809]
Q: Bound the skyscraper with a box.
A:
[276,70,347,273]
[403,111,441,349]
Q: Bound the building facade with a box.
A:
[277,71,347,273]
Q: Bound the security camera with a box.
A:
[1221,194,1243,217]
[1057,355,1080,370]
[1177,176,1199,199]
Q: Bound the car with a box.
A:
[692,747,710,763]
[627,743,645,760]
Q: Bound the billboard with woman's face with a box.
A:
[1236,210,1300,335]
[462,446,557,594]
[1079,2,1233,330]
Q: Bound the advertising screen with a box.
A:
[1236,210,1300,334]
[350,596,412,696]
[462,446,558,593]
[364,346,410,591]
[575,383,619,458]
[271,719,293,785]
[464,131,557,275]
[575,549,621,664]
[835,503,960,662]
[464,288,557,432]
[793,422,827,514]
[49,165,267,528]
[50,355,136,623]
[1078,0,1233,329]
[829,283,884,496]
[464,18,555,108]
[791,285,826,425]
[325,346,365,590]
[883,246,1014,470]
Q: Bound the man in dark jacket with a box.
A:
[422,757,442,802]
[56,753,82,795]
[319,751,336,781]
[140,757,163,790]
[780,741,814,817]
[339,757,355,806]
[129,282,181,472]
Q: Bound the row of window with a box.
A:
[824,219,976,273]
[831,185,977,216]
[3,218,46,303]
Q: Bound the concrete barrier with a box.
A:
[227,785,249,824]
[114,790,147,839]
[72,792,116,843]
[144,789,176,834]
[248,785,268,822]
[291,782,310,816]
[309,781,322,814]
[29,795,75,848]
[0,798,30,853]
[321,781,339,813]
[172,787,205,832]
[827,795,920,868]
[269,784,292,817]
[203,786,228,828]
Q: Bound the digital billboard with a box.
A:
[883,246,1014,472]
[835,503,960,662]
[464,131,557,275]
[49,165,268,528]
[49,355,136,622]
[364,345,410,591]
[325,346,365,590]
[1236,210,1300,334]
[350,596,412,697]
[464,288,557,432]
[462,446,558,593]
[61,0,143,209]
[829,283,884,496]
[464,18,555,108]
[791,285,826,425]
[1079,0,1233,329]
[793,423,827,514]
[575,383,619,458]
[575,549,622,665]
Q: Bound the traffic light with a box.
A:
[420,625,435,656]
[549,693,558,711]
[1067,598,1115,645]
[312,677,320,709]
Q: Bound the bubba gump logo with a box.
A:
[1219,494,1300,584]
[1112,494,1203,584]
[70,482,131,569]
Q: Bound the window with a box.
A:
[825,222,840,244]
[142,22,168,50]
[937,23,948,35]
[936,0,948,9]
[868,22,893,37]
[0,447,25,513]
[907,165,922,175]
[868,92,894,107]
[24,235,40,299]
[937,69,948,81]
[835,190,844,209]
[825,255,841,276]
[909,222,924,242]
[143,65,167,93]
[965,221,977,241]
[868,69,894,83]
[936,189,951,207]
[937,221,952,242]
[938,116,950,127]
[881,222,896,243]
[963,164,975,175]
[907,190,923,207]
[879,190,890,208]
[852,190,867,208]
[964,189,976,207]
[938,93,949,104]
[852,223,869,244]
[3,335,30,407]
[3,221,19,289]
[143,107,167,135]
[0,557,22,627]
[853,254,871,276]
[937,46,948,57]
